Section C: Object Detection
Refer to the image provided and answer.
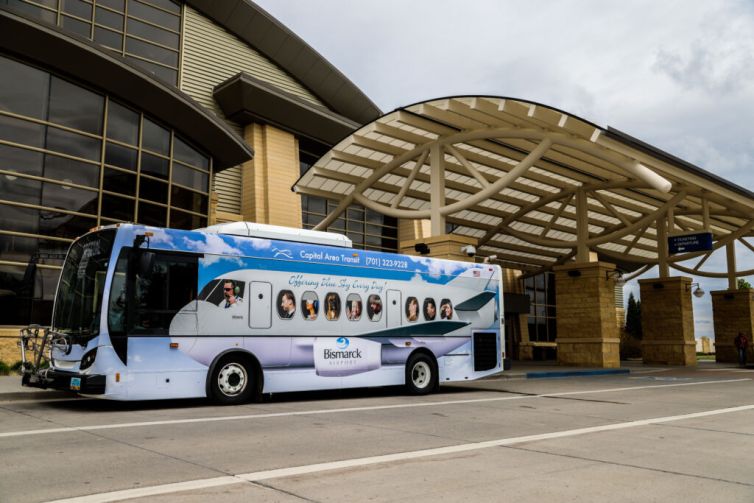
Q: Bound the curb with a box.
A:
[526,368,631,379]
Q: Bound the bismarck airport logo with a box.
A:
[324,337,362,359]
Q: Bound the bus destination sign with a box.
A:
[668,232,713,254]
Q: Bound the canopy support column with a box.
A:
[553,261,620,368]
[727,242,737,290]
[657,215,669,278]
[575,187,590,262]
[639,277,696,365]
[429,143,446,236]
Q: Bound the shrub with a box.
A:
[0,361,10,376]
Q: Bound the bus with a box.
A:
[20,222,505,404]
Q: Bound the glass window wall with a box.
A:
[3,0,182,85]
[0,53,211,325]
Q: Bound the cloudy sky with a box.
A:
[255,0,754,339]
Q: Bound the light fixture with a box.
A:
[606,270,625,287]
[414,243,430,255]
[688,282,704,298]
[482,254,498,264]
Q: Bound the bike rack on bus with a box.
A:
[18,325,69,386]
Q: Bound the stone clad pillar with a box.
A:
[639,277,696,365]
[711,289,754,363]
[553,262,620,368]
[241,123,302,228]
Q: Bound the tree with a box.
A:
[625,292,643,339]
[737,278,752,290]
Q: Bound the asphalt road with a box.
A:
[1,365,753,502]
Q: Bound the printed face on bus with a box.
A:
[425,299,436,320]
[406,297,419,322]
[223,282,236,302]
[281,292,294,314]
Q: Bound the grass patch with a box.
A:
[0,360,24,375]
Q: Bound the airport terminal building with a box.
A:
[3,0,754,367]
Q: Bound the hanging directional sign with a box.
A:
[668,232,713,254]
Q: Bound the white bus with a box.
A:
[20,222,505,404]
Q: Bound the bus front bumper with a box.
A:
[22,369,106,395]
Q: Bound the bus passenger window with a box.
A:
[278,290,296,319]
[108,252,128,334]
[367,294,382,322]
[324,292,340,320]
[129,251,198,334]
[423,298,437,321]
[406,297,419,322]
[440,299,453,320]
[346,294,362,321]
[301,291,318,320]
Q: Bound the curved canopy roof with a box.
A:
[294,96,754,277]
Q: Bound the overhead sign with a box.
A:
[668,232,713,254]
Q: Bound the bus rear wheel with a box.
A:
[405,353,437,395]
[211,356,254,405]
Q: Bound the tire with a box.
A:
[405,353,438,395]
[210,356,255,405]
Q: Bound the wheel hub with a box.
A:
[218,362,247,397]
[412,361,431,389]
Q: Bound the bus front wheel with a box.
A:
[405,353,437,395]
[211,356,254,405]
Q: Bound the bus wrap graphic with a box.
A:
[314,337,380,377]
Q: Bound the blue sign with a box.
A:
[668,232,713,254]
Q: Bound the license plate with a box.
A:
[70,377,81,391]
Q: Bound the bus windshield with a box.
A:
[52,230,116,339]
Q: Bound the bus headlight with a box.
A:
[80,348,97,370]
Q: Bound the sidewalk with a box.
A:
[1,360,749,401]
[490,358,749,380]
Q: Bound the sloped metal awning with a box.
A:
[293,96,754,278]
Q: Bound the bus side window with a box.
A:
[129,251,198,335]
[108,251,129,334]
[405,297,419,322]
[346,294,362,321]
[278,290,296,319]
[301,291,318,320]
[440,299,453,320]
[324,292,340,320]
[367,294,382,322]
[423,298,437,321]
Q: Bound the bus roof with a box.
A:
[196,222,352,248]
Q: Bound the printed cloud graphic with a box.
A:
[409,256,466,279]
[228,235,271,251]
[182,234,244,265]
[147,229,178,249]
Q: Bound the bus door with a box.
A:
[387,289,401,328]
[249,281,272,329]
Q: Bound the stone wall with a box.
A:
[711,289,754,363]
[553,262,620,368]
[639,277,696,365]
